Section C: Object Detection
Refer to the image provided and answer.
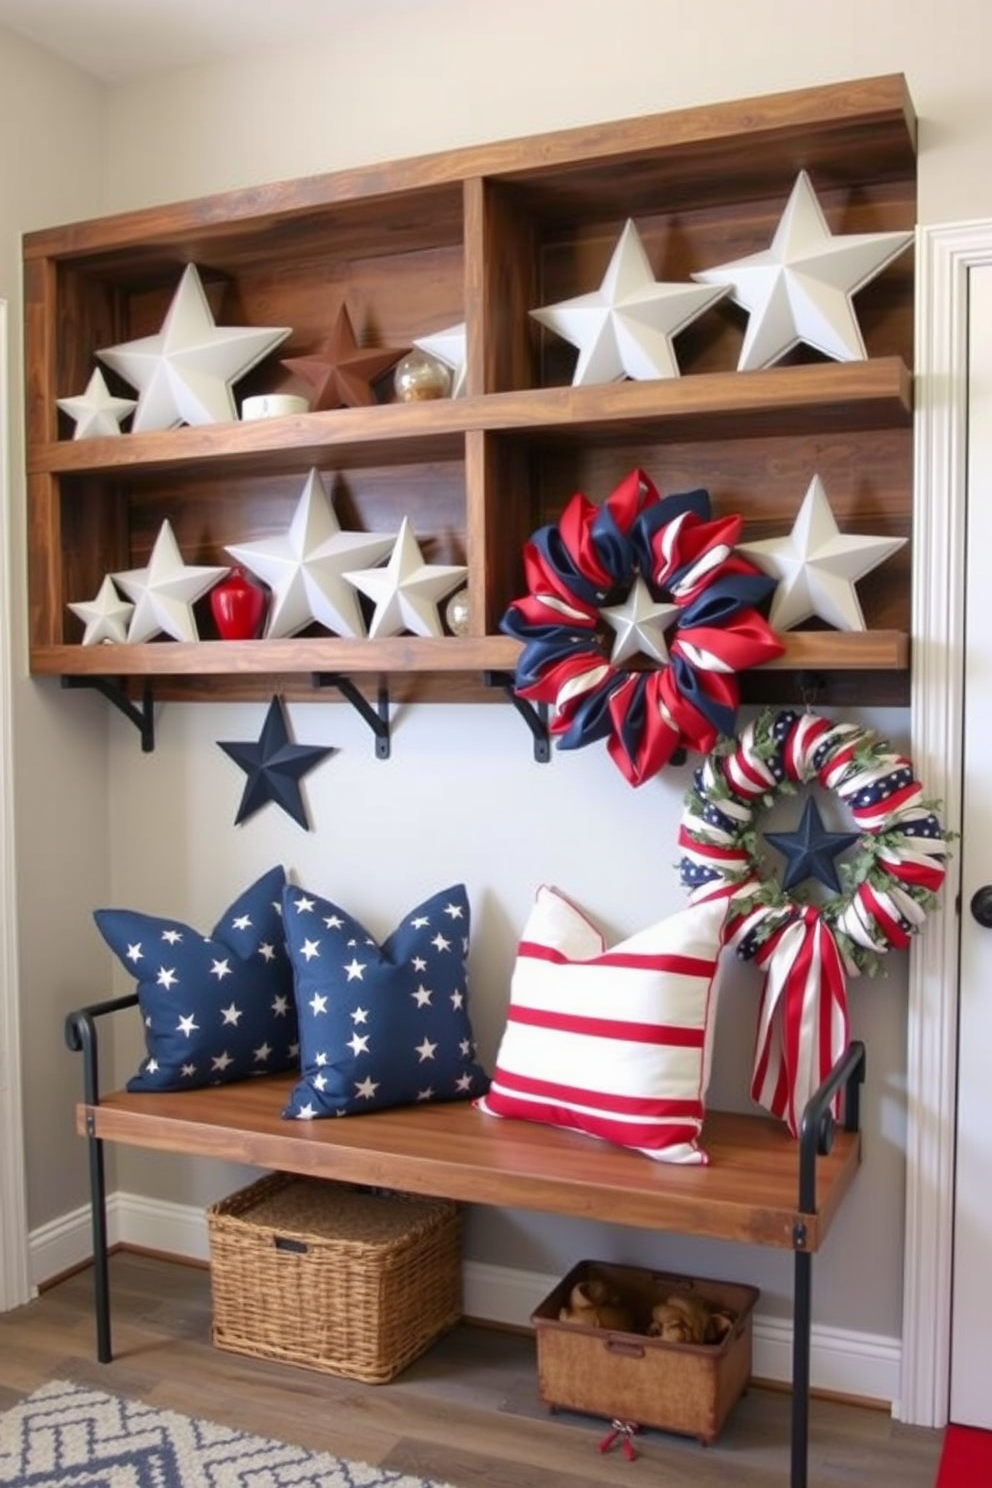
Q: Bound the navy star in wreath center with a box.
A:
[218,696,335,830]
[764,795,860,893]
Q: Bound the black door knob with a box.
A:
[971,887,992,927]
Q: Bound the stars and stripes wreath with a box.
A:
[679,708,949,1135]
[501,469,784,786]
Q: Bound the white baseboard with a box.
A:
[31,1191,900,1409]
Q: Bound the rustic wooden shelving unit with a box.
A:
[22,72,917,720]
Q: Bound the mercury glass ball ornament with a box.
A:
[445,588,470,636]
[393,349,453,402]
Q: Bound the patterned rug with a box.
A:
[0,1379,457,1488]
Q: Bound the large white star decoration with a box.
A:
[412,322,467,397]
[97,263,290,432]
[227,467,396,639]
[600,576,680,665]
[692,171,913,371]
[113,519,229,642]
[530,218,728,386]
[344,516,467,639]
[737,474,906,631]
[67,574,134,646]
[57,367,137,439]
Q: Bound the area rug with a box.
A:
[935,1422,992,1486]
[0,1379,457,1488]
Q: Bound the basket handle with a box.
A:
[273,1236,309,1254]
[605,1338,645,1359]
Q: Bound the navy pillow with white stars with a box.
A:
[281,882,488,1120]
[94,865,299,1092]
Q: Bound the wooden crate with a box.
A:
[207,1172,461,1382]
[531,1260,759,1443]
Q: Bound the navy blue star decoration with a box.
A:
[218,696,336,830]
[764,795,860,893]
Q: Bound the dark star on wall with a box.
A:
[764,794,860,893]
[218,696,336,830]
[281,304,408,410]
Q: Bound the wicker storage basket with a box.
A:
[207,1172,462,1383]
[532,1260,759,1443]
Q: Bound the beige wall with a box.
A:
[9,0,990,1352]
[0,28,110,1242]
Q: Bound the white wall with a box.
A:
[16,0,990,1353]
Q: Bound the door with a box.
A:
[951,259,992,1426]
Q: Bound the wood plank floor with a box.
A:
[0,1252,942,1487]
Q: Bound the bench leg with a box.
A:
[790,1247,812,1488]
[85,1122,113,1363]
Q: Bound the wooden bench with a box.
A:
[66,993,865,1488]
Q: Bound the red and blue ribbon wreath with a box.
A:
[501,469,784,786]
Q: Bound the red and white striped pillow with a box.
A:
[477,887,728,1164]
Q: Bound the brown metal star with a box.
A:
[281,304,408,410]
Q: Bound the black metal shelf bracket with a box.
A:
[484,671,550,763]
[312,673,391,759]
[61,676,156,753]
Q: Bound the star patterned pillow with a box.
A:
[93,865,299,1092]
[477,887,728,1164]
[281,882,488,1119]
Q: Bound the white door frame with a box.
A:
[899,220,992,1426]
[0,298,30,1311]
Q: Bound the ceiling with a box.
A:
[0,0,348,83]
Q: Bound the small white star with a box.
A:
[347,1032,370,1056]
[177,1014,199,1038]
[146,1058,159,1074]
[254,1042,272,1062]
[324,913,344,929]
[411,956,428,972]
[309,992,328,1015]
[271,994,290,1017]
[156,967,177,990]
[531,218,727,385]
[181,1062,196,1078]
[417,1087,436,1102]
[315,1051,328,1066]
[296,1102,318,1120]
[737,474,906,631]
[313,1072,327,1091]
[451,990,465,1010]
[411,986,432,1008]
[344,958,366,981]
[411,916,430,930]
[210,959,232,980]
[113,519,228,643]
[211,1051,233,1072]
[344,517,466,640]
[600,577,679,666]
[354,1076,380,1100]
[443,902,464,920]
[57,366,137,439]
[351,1007,369,1024]
[258,942,276,962]
[300,938,321,962]
[291,894,315,915]
[415,1038,438,1062]
[162,929,182,944]
[126,942,143,963]
[232,914,253,931]
[459,1038,472,1057]
[431,932,452,953]
[220,1003,243,1025]
[455,1072,475,1092]
[67,575,134,646]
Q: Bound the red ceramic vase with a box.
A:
[210,567,267,640]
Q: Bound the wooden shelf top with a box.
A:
[30,360,912,480]
[78,1075,861,1251]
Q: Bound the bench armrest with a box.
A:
[65,993,139,1107]
[798,1039,866,1215]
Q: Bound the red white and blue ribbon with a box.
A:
[501,470,784,786]
[679,709,948,1135]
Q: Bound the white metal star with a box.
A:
[737,474,906,631]
[113,519,229,642]
[600,577,680,665]
[57,367,137,439]
[226,468,397,638]
[412,322,468,397]
[530,218,728,386]
[97,264,291,432]
[344,516,467,638]
[67,574,134,645]
[691,170,913,371]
